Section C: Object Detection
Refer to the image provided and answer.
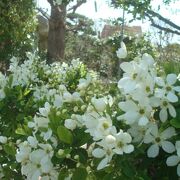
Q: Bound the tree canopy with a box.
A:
[0,0,37,70]
[110,0,180,35]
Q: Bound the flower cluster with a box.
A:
[117,43,180,176]
[0,42,179,179]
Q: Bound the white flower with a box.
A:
[40,129,53,140]
[28,115,49,130]
[63,92,82,102]
[39,102,51,117]
[92,144,114,170]
[16,141,31,163]
[91,97,106,112]
[113,130,134,155]
[78,75,91,90]
[140,53,154,68]
[83,112,114,141]
[116,42,127,59]
[27,136,38,148]
[53,94,63,108]
[128,122,151,143]
[144,124,176,158]
[166,141,180,176]
[155,74,180,103]
[118,61,141,93]
[159,98,176,122]
[118,100,152,126]
[64,119,77,131]
[39,143,54,158]
[151,97,177,122]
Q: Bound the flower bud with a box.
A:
[0,136,7,144]
[91,97,106,112]
[58,149,64,156]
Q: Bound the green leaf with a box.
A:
[103,173,114,180]
[122,161,136,178]
[73,128,91,147]
[15,127,26,135]
[3,143,16,156]
[72,168,87,180]
[57,126,73,144]
[8,75,13,87]
[58,168,69,180]
[170,107,180,128]
[170,118,180,128]
[23,88,31,96]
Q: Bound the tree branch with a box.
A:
[37,7,50,20]
[68,0,87,13]
[147,9,180,31]
[145,13,180,35]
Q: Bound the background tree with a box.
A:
[110,0,180,35]
[0,0,37,71]
[45,0,87,63]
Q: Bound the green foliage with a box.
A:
[0,0,37,70]
[111,0,152,19]
[110,0,176,20]
[57,126,73,144]
[72,168,87,180]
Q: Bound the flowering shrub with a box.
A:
[0,43,179,179]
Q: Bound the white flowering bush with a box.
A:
[0,43,179,179]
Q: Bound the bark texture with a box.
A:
[47,4,66,63]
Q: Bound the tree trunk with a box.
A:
[47,4,66,63]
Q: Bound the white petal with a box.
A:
[167,92,178,103]
[122,133,132,143]
[31,170,41,180]
[167,74,177,85]
[113,148,123,155]
[173,86,180,92]
[138,116,149,126]
[144,134,154,144]
[161,141,175,153]
[176,141,180,148]
[168,104,176,118]
[150,124,159,137]
[92,148,105,158]
[166,155,180,166]
[142,53,154,66]
[117,48,127,59]
[161,127,176,139]
[120,62,132,73]
[177,164,180,176]
[149,97,161,107]
[155,89,166,98]
[123,144,134,153]
[124,111,139,124]
[155,77,165,87]
[41,159,53,173]
[147,144,159,158]
[118,100,138,112]
[97,157,109,170]
[159,108,168,122]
